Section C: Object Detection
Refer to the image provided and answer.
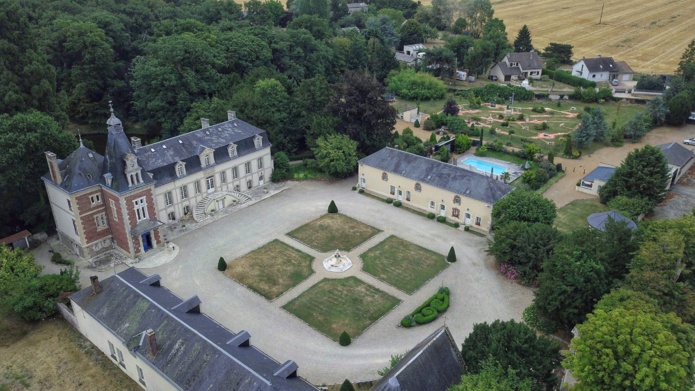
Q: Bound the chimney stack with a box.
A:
[227,110,236,121]
[146,329,158,356]
[130,137,142,149]
[45,152,62,185]
[201,118,210,128]
[90,276,102,295]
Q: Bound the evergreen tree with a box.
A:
[598,145,670,210]
[339,379,356,391]
[414,119,420,128]
[447,246,457,262]
[513,25,533,52]
[218,257,227,271]
[339,331,351,346]
[328,200,339,213]
[442,99,460,116]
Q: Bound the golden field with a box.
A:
[423,0,695,74]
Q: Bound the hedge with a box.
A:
[393,200,402,207]
[455,84,534,102]
[543,68,596,88]
[427,212,436,219]
[401,287,450,327]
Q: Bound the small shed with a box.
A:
[396,104,420,123]
[0,230,32,250]
[587,211,637,232]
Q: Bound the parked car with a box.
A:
[487,74,498,81]
[684,138,695,145]
[611,79,620,86]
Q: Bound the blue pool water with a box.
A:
[461,158,507,174]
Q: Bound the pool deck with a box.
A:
[457,153,523,183]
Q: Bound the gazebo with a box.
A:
[587,211,637,232]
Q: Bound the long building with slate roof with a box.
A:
[70,268,317,391]
[43,107,273,259]
[358,148,513,233]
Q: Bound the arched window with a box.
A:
[453,195,461,205]
[415,183,422,192]
[452,208,460,218]
[382,172,388,181]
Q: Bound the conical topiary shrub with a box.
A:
[339,331,351,346]
[340,379,356,391]
[447,246,457,263]
[328,200,338,213]
[414,119,420,128]
[218,257,227,271]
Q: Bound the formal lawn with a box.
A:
[287,213,381,252]
[360,236,448,294]
[225,240,314,300]
[282,277,400,341]
[555,199,610,233]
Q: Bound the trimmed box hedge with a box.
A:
[401,287,450,327]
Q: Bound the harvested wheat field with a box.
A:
[490,0,694,74]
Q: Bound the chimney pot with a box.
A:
[227,110,236,121]
[201,118,210,128]
[45,151,62,185]
[130,137,142,149]
[90,276,102,295]
[146,329,158,356]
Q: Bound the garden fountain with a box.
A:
[323,249,352,272]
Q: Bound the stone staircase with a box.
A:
[193,191,252,222]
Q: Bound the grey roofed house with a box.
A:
[582,166,615,183]
[505,51,543,71]
[70,267,317,391]
[359,147,513,204]
[587,210,637,232]
[134,114,270,187]
[370,326,464,391]
[44,143,104,193]
[615,61,634,76]
[657,141,695,168]
[347,2,368,13]
[580,56,618,73]
[395,52,418,66]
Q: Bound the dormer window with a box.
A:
[176,162,186,177]
[104,173,113,187]
[254,135,263,149]
[228,143,237,157]
[199,148,215,167]
[124,153,143,187]
[204,155,211,167]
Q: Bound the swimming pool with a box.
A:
[461,158,507,174]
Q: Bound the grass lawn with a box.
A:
[555,199,610,233]
[282,277,400,341]
[289,161,333,181]
[360,235,448,294]
[287,213,381,252]
[225,240,314,300]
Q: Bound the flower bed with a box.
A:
[400,287,450,327]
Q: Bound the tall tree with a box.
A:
[290,0,330,19]
[665,91,693,126]
[312,133,359,177]
[49,19,118,124]
[0,111,78,235]
[646,96,669,126]
[430,0,455,30]
[676,39,695,78]
[543,43,573,64]
[598,145,670,209]
[481,18,511,62]
[449,360,533,391]
[367,38,399,82]
[0,0,62,119]
[487,222,561,283]
[327,72,396,154]
[424,47,457,78]
[131,33,223,137]
[445,35,475,65]
[573,107,609,149]
[464,0,494,39]
[491,190,557,228]
[364,14,400,49]
[288,15,334,41]
[464,39,495,76]
[461,320,562,390]
[565,307,695,391]
[513,24,533,52]
[398,19,425,49]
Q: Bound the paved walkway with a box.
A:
[142,178,532,384]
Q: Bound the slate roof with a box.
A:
[395,53,417,65]
[615,61,634,74]
[657,142,695,167]
[506,51,543,70]
[579,57,618,73]
[102,112,155,193]
[587,210,637,232]
[42,144,104,194]
[359,148,513,204]
[494,61,522,76]
[370,326,463,391]
[134,118,270,187]
[582,166,615,182]
[347,2,368,11]
[71,268,317,391]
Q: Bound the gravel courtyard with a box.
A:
[141,178,532,384]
